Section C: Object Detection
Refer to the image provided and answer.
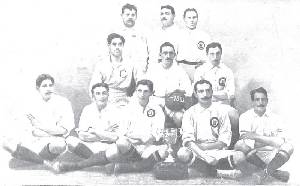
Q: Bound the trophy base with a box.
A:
[153,161,188,180]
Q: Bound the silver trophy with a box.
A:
[163,128,178,162]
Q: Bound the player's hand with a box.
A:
[26,114,41,127]
[203,155,218,166]
[240,131,259,140]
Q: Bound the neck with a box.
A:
[97,103,107,111]
[254,109,266,117]
[110,55,122,63]
[139,99,149,108]
[199,101,212,109]
[162,23,174,30]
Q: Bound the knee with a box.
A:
[280,142,294,157]
[232,151,247,165]
[65,136,80,151]
[234,140,251,153]
[48,138,67,154]
[2,137,19,153]
[177,147,192,163]
[115,137,131,154]
[105,144,119,162]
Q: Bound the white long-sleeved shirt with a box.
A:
[89,55,137,106]
[181,103,232,147]
[194,62,235,104]
[177,28,211,63]
[146,62,193,97]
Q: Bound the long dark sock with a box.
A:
[247,152,267,169]
[60,151,109,172]
[192,158,217,177]
[267,150,290,175]
[72,143,93,159]
[11,145,44,164]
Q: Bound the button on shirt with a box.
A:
[177,28,211,63]
[119,97,165,144]
[77,102,121,134]
[239,108,286,148]
[194,62,235,104]
[146,63,193,97]
[181,103,232,147]
[90,56,137,106]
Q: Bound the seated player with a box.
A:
[105,79,168,174]
[52,83,122,172]
[234,87,294,184]
[2,74,74,169]
[177,80,246,177]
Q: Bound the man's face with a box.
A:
[109,38,123,57]
[207,47,222,66]
[160,46,176,69]
[122,8,137,28]
[253,92,268,115]
[184,11,198,30]
[136,84,152,104]
[195,83,213,105]
[38,79,54,101]
[92,86,109,107]
[160,8,175,28]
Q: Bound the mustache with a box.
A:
[161,17,167,21]
[257,105,265,107]
[201,96,211,100]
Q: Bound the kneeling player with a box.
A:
[2,74,74,169]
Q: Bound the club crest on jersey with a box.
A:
[197,41,205,50]
[147,109,155,117]
[210,117,219,128]
[120,69,127,78]
[219,77,226,86]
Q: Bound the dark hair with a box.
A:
[136,79,154,92]
[122,3,137,14]
[193,79,212,92]
[36,74,54,88]
[183,8,198,18]
[161,5,175,15]
[206,42,222,54]
[250,87,268,101]
[159,42,175,53]
[91,83,109,95]
[107,33,125,45]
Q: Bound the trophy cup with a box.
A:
[153,128,188,180]
[163,128,178,162]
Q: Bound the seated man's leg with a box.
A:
[177,147,217,177]
[227,106,239,149]
[65,136,93,159]
[2,137,44,164]
[39,137,67,161]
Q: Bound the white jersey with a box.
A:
[146,62,192,97]
[110,24,149,78]
[147,24,181,65]
[194,62,235,104]
[77,102,121,134]
[27,93,74,136]
[89,55,137,106]
[119,97,165,144]
[177,28,211,63]
[239,108,286,148]
[181,102,232,147]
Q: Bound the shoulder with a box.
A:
[52,94,71,105]
[240,109,255,120]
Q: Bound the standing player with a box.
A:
[194,42,239,149]
[105,79,168,174]
[2,74,74,169]
[234,87,293,184]
[89,33,137,107]
[111,3,149,79]
[51,83,122,173]
[177,8,211,82]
